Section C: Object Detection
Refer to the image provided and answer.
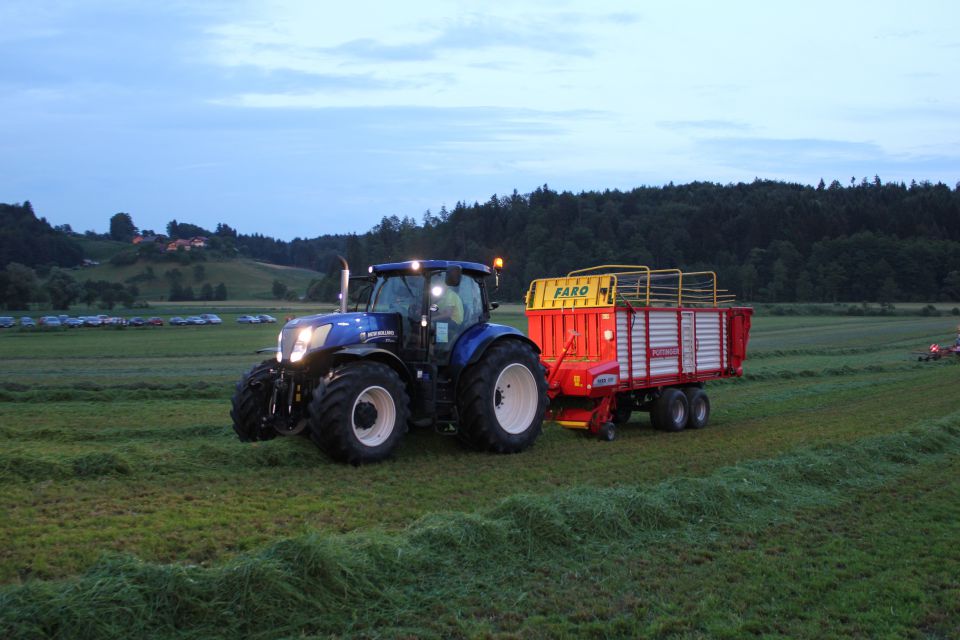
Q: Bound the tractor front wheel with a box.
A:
[230,360,279,442]
[458,340,547,453]
[309,361,409,464]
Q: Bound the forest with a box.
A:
[2,178,960,306]
[234,178,960,303]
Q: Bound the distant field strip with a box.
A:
[2,414,958,639]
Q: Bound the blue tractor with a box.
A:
[230,259,548,463]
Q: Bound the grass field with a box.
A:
[1,306,959,638]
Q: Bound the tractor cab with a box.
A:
[364,260,492,365]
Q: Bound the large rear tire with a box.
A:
[650,387,689,432]
[309,361,409,464]
[458,340,547,453]
[230,360,279,442]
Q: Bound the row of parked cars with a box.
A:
[0,313,278,329]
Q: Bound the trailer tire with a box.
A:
[611,395,632,425]
[651,387,688,432]
[458,340,547,453]
[309,361,409,464]
[683,387,710,429]
[230,360,279,442]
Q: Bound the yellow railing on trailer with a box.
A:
[525,264,736,310]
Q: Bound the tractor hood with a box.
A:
[277,312,400,363]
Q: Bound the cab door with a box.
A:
[428,271,483,366]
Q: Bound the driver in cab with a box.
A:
[432,285,463,324]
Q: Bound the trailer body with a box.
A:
[525,266,752,435]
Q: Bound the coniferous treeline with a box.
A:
[0,202,83,268]
[233,179,960,303]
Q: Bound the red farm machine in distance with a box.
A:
[525,265,753,440]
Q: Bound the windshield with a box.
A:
[368,274,424,314]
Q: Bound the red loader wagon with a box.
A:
[525,265,753,440]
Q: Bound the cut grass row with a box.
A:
[3,414,958,639]
[1,361,957,583]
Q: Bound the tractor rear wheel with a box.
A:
[230,360,279,442]
[650,387,689,432]
[683,387,710,429]
[458,340,547,453]
[309,361,409,464]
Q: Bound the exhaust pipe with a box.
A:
[338,256,349,313]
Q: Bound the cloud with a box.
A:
[658,119,752,132]
[695,136,960,182]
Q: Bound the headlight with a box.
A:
[276,331,283,362]
[289,324,332,363]
[290,327,313,363]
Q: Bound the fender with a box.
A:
[448,322,541,385]
[327,345,412,383]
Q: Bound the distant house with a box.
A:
[190,236,209,249]
[133,234,168,246]
[166,238,193,252]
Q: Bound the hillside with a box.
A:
[78,257,323,301]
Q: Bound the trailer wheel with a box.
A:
[651,387,688,432]
[309,361,409,464]
[458,340,547,453]
[611,397,632,425]
[230,360,279,442]
[683,387,710,429]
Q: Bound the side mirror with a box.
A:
[445,265,462,287]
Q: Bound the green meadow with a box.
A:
[1,307,958,638]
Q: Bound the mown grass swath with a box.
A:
[1,311,958,637]
[2,415,959,639]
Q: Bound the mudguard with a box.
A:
[328,345,411,381]
[448,322,540,384]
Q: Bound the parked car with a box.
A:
[170,317,188,326]
[102,317,127,326]
[128,317,146,326]
[236,315,261,324]
[20,316,36,328]
[147,317,164,326]
[200,313,222,325]
[81,316,102,327]
[65,317,84,328]
[0,316,15,328]
[185,316,207,325]
[256,314,277,324]
[40,316,62,327]
[57,314,69,324]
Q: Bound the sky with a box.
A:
[2,1,959,240]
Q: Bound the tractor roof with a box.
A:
[370,260,492,275]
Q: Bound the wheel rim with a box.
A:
[351,385,396,446]
[493,363,539,435]
[670,396,687,426]
[692,397,707,422]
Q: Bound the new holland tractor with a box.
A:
[230,259,548,464]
